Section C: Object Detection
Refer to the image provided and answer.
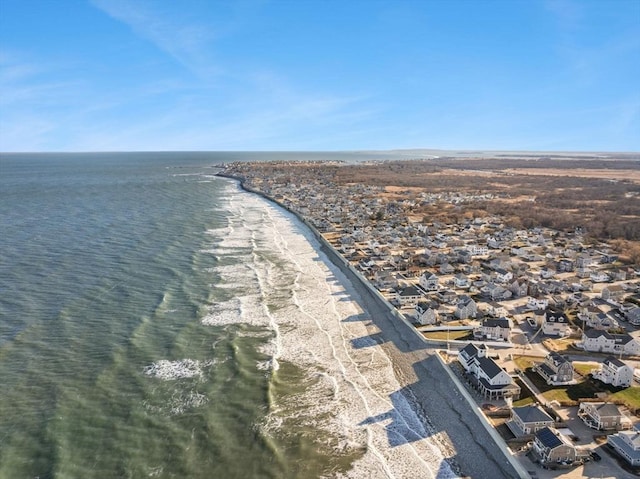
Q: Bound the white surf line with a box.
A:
[306,253,438,475]
[261,204,438,472]
[263,209,430,479]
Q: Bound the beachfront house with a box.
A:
[458,342,520,400]
[592,357,635,388]
[533,352,574,385]
[415,301,439,326]
[395,285,423,306]
[507,405,555,438]
[457,343,488,371]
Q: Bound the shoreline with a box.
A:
[217,171,527,479]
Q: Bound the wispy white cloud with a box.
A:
[90,0,221,79]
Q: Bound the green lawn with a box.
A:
[520,364,640,409]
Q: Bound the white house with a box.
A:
[419,272,439,291]
[467,244,488,256]
[485,301,508,318]
[580,330,640,356]
[466,355,520,399]
[454,273,470,288]
[395,285,423,306]
[541,310,571,337]
[527,297,549,310]
[475,317,512,341]
[495,268,513,283]
[592,356,635,388]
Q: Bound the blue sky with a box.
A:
[1,0,639,152]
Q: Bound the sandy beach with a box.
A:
[231,174,524,479]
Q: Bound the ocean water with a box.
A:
[0,152,455,479]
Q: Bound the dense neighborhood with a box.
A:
[220,160,640,477]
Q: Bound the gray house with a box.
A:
[534,352,574,385]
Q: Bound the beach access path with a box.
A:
[220,171,525,479]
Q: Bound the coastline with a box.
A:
[217,171,526,479]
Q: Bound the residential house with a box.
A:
[454,273,470,289]
[485,283,513,301]
[578,402,632,431]
[590,271,610,283]
[540,267,556,279]
[495,268,513,284]
[485,301,508,318]
[592,356,635,388]
[534,352,574,385]
[507,405,555,437]
[608,426,640,467]
[439,263,455,274]
[509,279,529,298]
[580,330,640,356]
[434,289,456,305]
[557,259,575,273]
[419,272,439,291]
[601,284,625,302]
[455,295,477,320]
[475,317,512,341]
[541,309,571,337]
[625,307,640,326]
[467,244,488,256]
[462,353,520,399]
[527,297,549,310]
[457,342,489,371]
[415,301,439,326]
[395,285,423,306]
[531,427,577,465]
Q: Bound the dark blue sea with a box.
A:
[0,152,456,479]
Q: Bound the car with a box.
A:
[590,451,602,462]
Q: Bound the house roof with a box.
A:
[604,356,628,369]
[482,317,511,329]
[476,356,504,379]
[548,351,570,366]
[459,343,480,360]
[584,329,612,339]
[536,427,563,449]
[398,285,421,297]
[513,405,554,424]
[594,403,622,417]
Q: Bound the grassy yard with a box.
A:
[611,388,640,411]
[572,362,598,377]
[422,330,472,341]
[519,363,640,410]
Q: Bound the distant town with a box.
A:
[219,157,640,478]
